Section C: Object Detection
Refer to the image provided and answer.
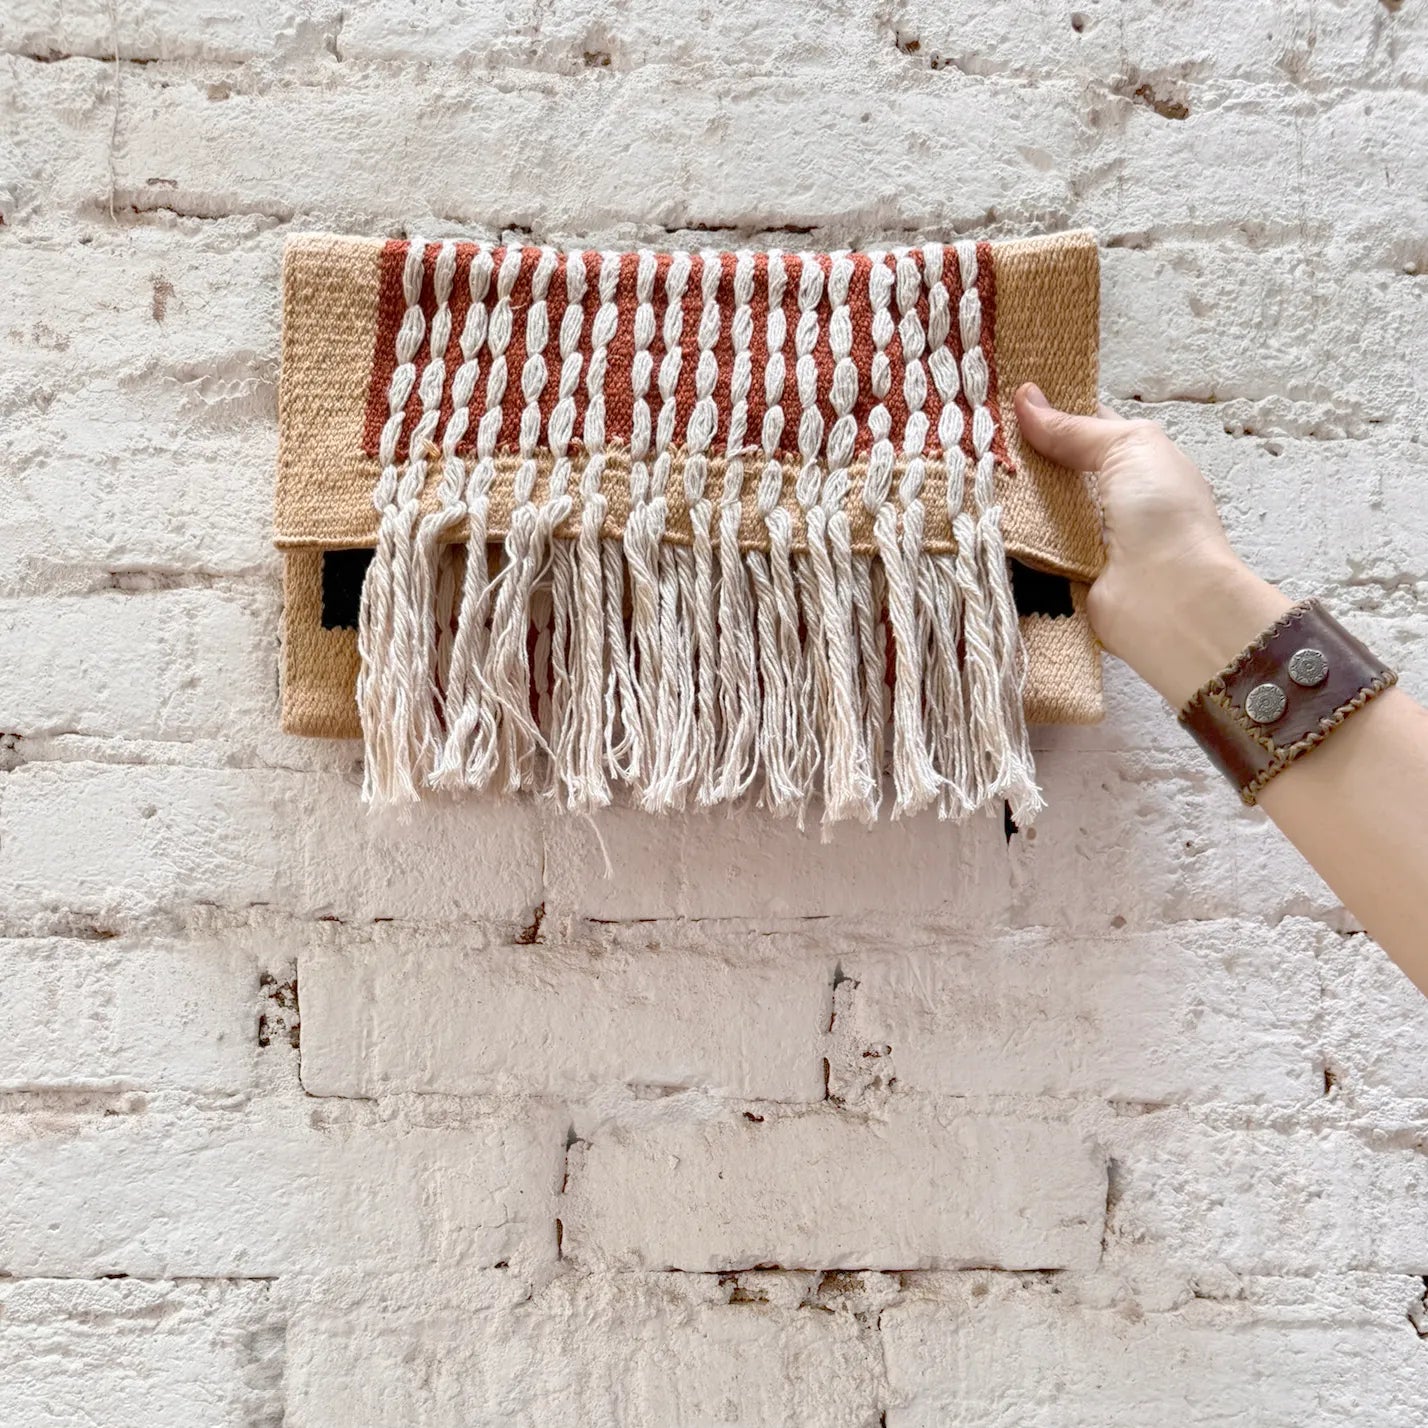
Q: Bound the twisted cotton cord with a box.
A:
[545,249,588,804]
[864,250,936,815]
[714,250,760,803]
[356,238,428,804]
[812,252,876,823]
[486,245,559,792]
[619,250,664,789]
[425,243,490,733]
[436,243,520,789]
[956,240,1041,823]
[574,252,623,810]
[847,253,889,810]
[749,250,807,817]
[899,247,968,815]
[642,252,695,811]
[395,240,467,786]
[791,253,830,813]
[925,243,988,814]
[939,242,1001,811]
[686,252,723,805]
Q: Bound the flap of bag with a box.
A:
[273,231,1103,582]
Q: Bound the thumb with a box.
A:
[1014,383,1128,472]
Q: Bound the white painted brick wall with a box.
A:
[3,0,1427,1420]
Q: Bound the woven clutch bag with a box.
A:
[273,231,1104,825]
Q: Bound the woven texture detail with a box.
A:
[274,231,1106,825]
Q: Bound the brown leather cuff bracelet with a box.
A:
[1179,598,1397,804]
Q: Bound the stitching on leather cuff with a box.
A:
[1178,598,1396,805]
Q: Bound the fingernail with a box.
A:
[1021,382,1050,408]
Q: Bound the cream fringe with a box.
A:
[357,471,1042,827]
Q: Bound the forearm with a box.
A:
[1010,387,1427,988]
[1255,689,1428,987]
[1136,560,1428,985]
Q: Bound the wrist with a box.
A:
[1111,556,1293,711]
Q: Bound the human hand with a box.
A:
[1012,383,1291,709]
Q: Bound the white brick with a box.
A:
[338,0,887,72]
[835,919,1321,1104]
[0,935,256,1091]
[0,0,342,62]
[553,748,1340,933]
[0,1103,561,1277]
[1,410,276,592]
[0,234,280,384]
[300,934,830,1102]
[564,1107,1106,1271]
[0,1277,281,1428]
[0,763,543,923]
[900,0,1428,93]
[14,0,1426,95]
[286,1273,883,1428]
[1102,244,1428,413]
[544,799,1014,922]
[1106,1112,1428,1277]
[0,590,274,738]
[9,61,1076,232]
[1088,94,1428,253]
[1147,414,1428,596]
[1320,930,1428,1098]
[1008,751,1340,930]
[882,1283,1428,1427]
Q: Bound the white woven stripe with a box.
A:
[715,250,759,801]
[686,252,722,470]
[629,251,657,495]
[751,250,809,815]
[583,254,621,461]
[515,247,558,500]
[438,245,492,504]
[620,250,665,785]
[955,240,996,473]
[823,252,858,492]
[922,244,967,514]
[483,247,555,791]
[550,249,587,471]
[653,254,691,489]
[725,253,755,468]
[356,238,427,803]
[645,252,696,808]
[476,247,522,474]
[895,250,928,498]
[757,252,788,517]
[870,247,938,816]
[432,244,500,788]
[386,240,449,792]
[861,252,896,513]
[407,240,455,499]
[372,241,427,510]
[686,252,723,801]
[793,254,825,506]
[554,253,603,808]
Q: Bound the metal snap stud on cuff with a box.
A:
[1245,682,1288,724]
[1288,647,1329,687]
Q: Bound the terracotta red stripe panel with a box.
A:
[360,242,1008,469]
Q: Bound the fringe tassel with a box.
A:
[362,517,1042,828]
[357,239,430,807]
[715,494,759,802]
